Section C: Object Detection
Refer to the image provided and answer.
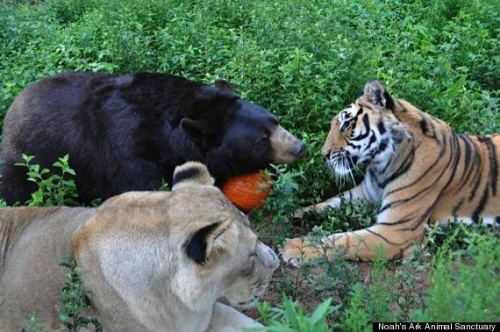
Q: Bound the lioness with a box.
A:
[0,162,279,331]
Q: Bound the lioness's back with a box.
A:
[0,207,94,330]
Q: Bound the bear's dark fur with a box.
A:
[1,72,305,205]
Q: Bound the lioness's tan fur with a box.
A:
[0,162,279,331]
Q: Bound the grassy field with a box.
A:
[1,0,499,330]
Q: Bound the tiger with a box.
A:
[281,80,500,264]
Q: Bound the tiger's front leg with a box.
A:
[293,184,367,218]
[282,193,432,264]
[281,223,426,264]
[283,184,369,265]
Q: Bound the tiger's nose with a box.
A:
[322,149,331,159]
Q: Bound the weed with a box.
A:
[14,154,79,206]
[339,284,371,332]
[412,232,500,321]
[253,297,339,332]
[19,255,102,331]
[250,165,305,246]
[389,248,430,321]
[21,315,42,332]
[58,255,102,331]
[263,165,305,224]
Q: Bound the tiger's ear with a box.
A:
[363,80,395,111]
[184,217,238,264]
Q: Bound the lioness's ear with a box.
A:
[363,80,394,111]
[184,217,238,264]
[172,161,215,190]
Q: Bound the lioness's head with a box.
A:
[72,161,279,315]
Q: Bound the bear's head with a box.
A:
[181,80,306,185]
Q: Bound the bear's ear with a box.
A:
[184,217,238,264]
[214,79,234,93]
[362,80,394,111]
[180,118,213,142]
[194,83,237,105]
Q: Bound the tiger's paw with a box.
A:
[293,202,335,219]
[292,206,316,219]
[280,237,323,268]
[280,237,304,267]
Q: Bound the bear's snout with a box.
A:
[270,126,306,163]
[294,140,307,159]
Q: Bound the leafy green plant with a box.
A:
[19,255,102,331]
[338,284,371,332]
[388,248,429,321]
[15,154,79,206]
[45,0,99,24]
[250,165,305,246]
[305,234,362,304]
[263,165,305,223]
[366,254,397,322]
[21,314,42,332]
[304,199,378,235]
[253,297,339,332]
[412,232,500,321]
[58,254,102,332]
[424,221,497,256]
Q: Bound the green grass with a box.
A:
[1,0,499,329]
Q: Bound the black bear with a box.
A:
[1,72,305,205]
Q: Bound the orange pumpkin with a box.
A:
[222,170,272,212]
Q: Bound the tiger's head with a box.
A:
[322,80,409,180]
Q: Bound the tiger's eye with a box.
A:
[340,120,352,132]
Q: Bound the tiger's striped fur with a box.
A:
[282,80,500,263]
